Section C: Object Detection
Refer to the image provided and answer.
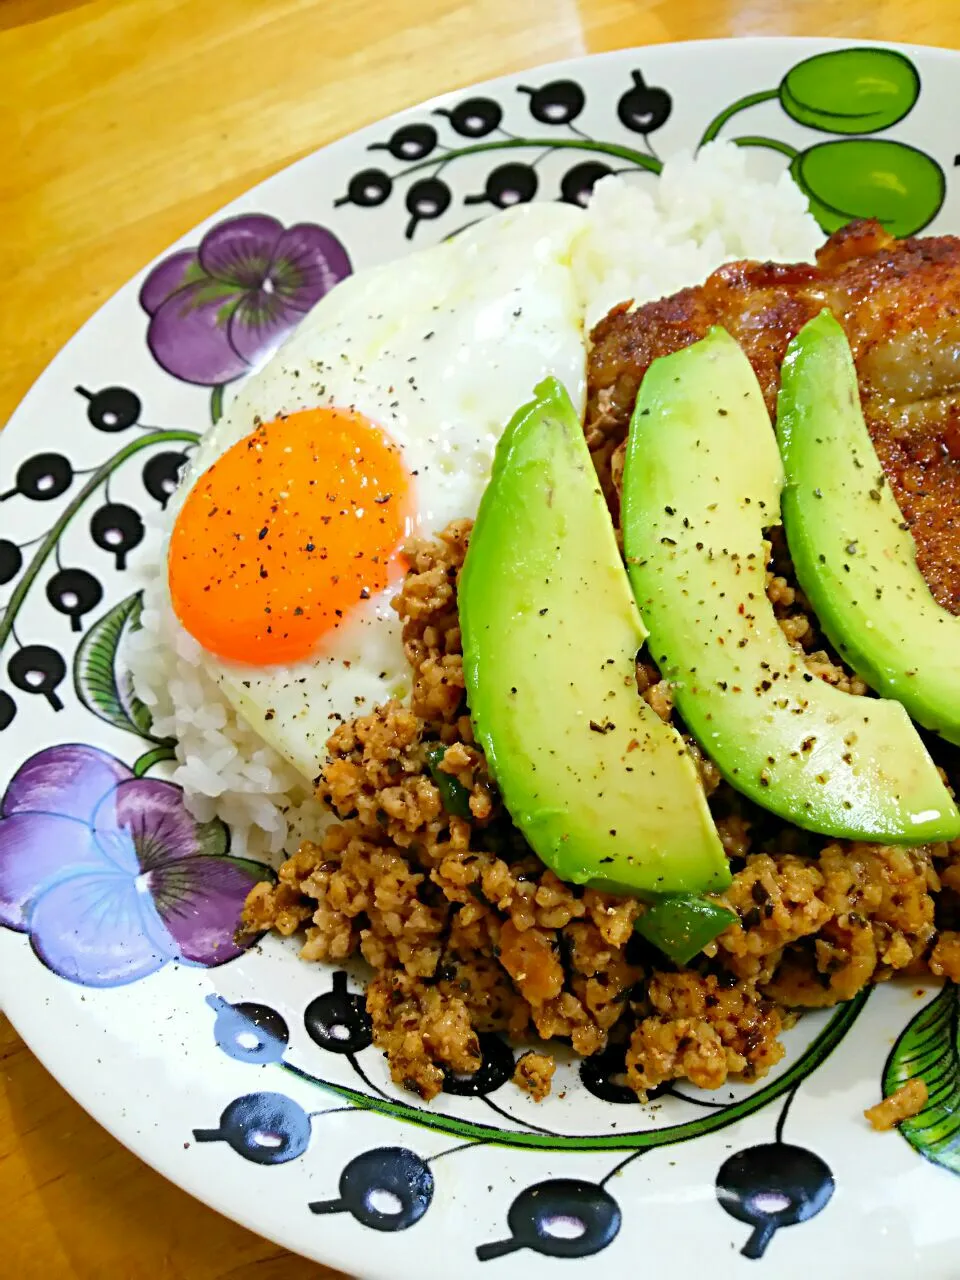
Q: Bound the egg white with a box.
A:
[175,203,588,780]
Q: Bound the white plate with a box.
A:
[2,37,959,1279]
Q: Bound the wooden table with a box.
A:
[2,1,959,1275]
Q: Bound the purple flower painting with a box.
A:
[139,214,351,392]
[0,745,273,987]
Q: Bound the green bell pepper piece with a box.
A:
[634,894,737,965]
[424,743,472,818]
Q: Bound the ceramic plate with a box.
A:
[2,37,959,1279]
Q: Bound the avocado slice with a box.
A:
[460,377,730,897]
[621,328,960,843]
[778,310,960,747]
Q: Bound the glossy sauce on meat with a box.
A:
[586,220,960,613]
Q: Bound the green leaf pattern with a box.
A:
[73,591,164,743]
[695,47,943,238]
[883,984,960,1173]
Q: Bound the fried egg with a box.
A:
[169,204,587,780]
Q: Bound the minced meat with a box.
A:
[513,1051,556,1101]
[865,1079,928,1131]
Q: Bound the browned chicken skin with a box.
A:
[586,219,960,614]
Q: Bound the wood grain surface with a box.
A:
[2,1,959,1276]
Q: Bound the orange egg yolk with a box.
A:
[168,407,413,666]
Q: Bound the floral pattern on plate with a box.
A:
[140,214,351,420]
[0,744,272,986]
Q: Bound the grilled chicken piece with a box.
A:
[587,220,960,613]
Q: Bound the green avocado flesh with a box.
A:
[778,310,960,747]
[621,327,960,844]
[460,377,730,897]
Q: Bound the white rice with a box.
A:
[577,142,820,327]
[127,142,821,861]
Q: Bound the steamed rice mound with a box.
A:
[244,518,960,1101]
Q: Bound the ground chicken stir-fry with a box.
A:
[243,518,960,1103]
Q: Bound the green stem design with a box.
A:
[280,987,869,1151]
[132,743,178,777]
[731,135,799,160]
[400,136,663,180]
[210,384,225,424]
[0,429,200,659]
[698,88,780,148]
